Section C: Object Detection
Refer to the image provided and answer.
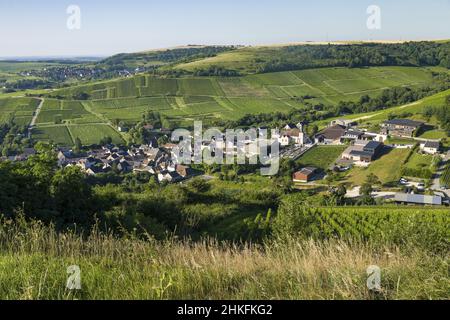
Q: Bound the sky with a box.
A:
[0,0,449,57]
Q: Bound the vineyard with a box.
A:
[274,204,449,252]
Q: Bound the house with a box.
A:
[279,128,306,146]
[117,160,133,173]
[330,119,356,128]
[315,125,346,145]
[292,167,318,183]
[17,148,36,160]
[381,119,424,138]
[283,123,297,130]
[176,164,194,178]
[142,147,162,161]
[341,129,365,141]
[57,149,75,166]
[85,166,104,176]
[341,140,383,164]
[279,134,291,147]
[394,193,442,206]
[158,171,182,183]
[77,157,98,170]
[420,141,440,155]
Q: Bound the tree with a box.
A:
[74,137,82,153]
[366,173,381,186]
[335,184,347,198]
[157,135,170,147]
[72,92,89,100]
[51,166,93,226]
[99,136,112,146]
[360,183,373,196]
[188,178,211,193]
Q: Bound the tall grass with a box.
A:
[0,216,448,300]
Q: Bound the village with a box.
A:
[2,116,449,206]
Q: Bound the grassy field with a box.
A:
[32,126,74,145]
[318,89,450,129]
[296,145,347,170]
[346,148,411,186]
[404,152,436,171]
[67,124,124,145]
[0,217,448,300]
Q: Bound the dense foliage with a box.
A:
[256,42,450,73]
[0,144,281,239]
[0,118,30,156]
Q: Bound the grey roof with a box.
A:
[349,150,373,157]
[317,125,346,140]
[384,119,424,128]
[394,193,442,205]
[344,129,365,136]
[364,141,382,150]
[299,167,317,175]
[423,141,440,149]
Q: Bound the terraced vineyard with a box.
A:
[276,206,449,251]
[43,66,435,126]
[0,66,440,146]
[0,97,40,126]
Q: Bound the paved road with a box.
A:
[345,186,396,199]
[431,156,450,197]
[28,98,44,138]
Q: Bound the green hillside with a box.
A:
[175,41,450,74]
[46,66,435,123]
[0,65,428,145]
[317,88,450,128]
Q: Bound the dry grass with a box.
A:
[0,217,448,300]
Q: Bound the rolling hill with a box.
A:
[13,65,435,146]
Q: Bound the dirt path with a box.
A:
[350,100,422,123]
[28,98,44,138]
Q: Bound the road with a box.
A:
[347,101,422,123]
[345,186,396,199]
[28,98,44,138]
[431,154,450,197]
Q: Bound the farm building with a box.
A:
[419,141,441,155]
[341,129,365,141]
[381,119,424,138]
[341,140,383,164]
[394,193,442,206]
[315,125,346,145]
[279,128,306,146]
[293,167,318,183]
[330,119,356,128]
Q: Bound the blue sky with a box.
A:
[1,0,449,57]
